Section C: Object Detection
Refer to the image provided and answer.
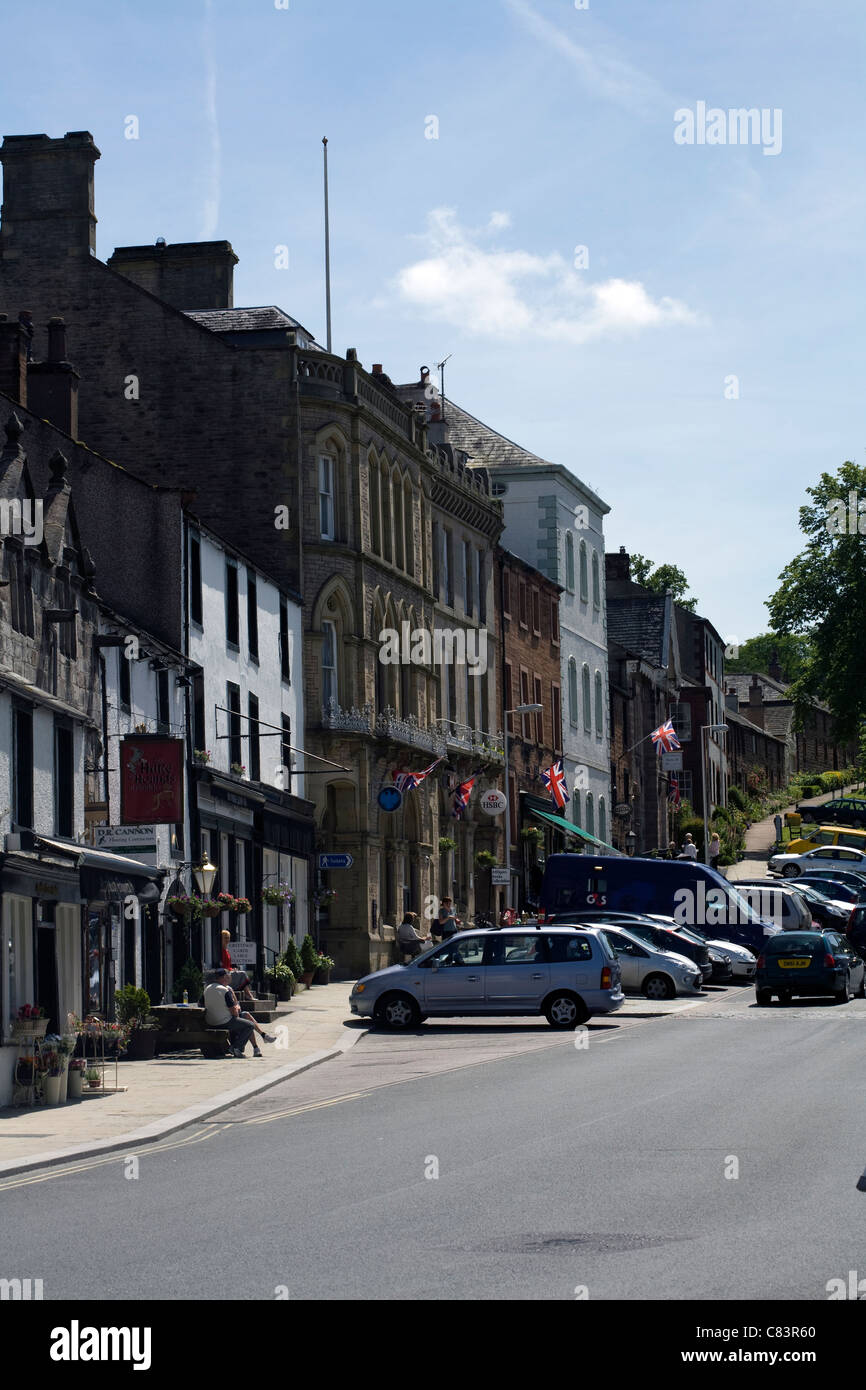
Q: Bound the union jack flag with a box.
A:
[392,758,443,794]
[668,775,681,808]
[651,718,681,754]
[451,775,477,819]
[541,760,570,810]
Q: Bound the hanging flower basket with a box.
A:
[200,899,222,918]
[216,892,238,914]
[12,1017,48,1040]
[234,897,252,915]
[167,895,202,920]
[262,882,295,907]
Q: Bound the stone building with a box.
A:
[0,131,503,974]
[723,671,855,782]
[495,546,565,908]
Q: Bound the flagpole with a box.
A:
[322,136,332,354]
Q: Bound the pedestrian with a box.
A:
[437,896,461,940]
[397,911,431,960]
[708,832,721,871]
[203,969,257,1058]
[667,840,677,860]
[220,928,233,971]
[679,833,698,861]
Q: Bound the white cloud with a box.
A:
[394,208,699,346]
[503,0,667,114]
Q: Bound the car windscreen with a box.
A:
[763,935,823,955]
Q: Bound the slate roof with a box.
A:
[184,306,322,347]
[607,593,672,669]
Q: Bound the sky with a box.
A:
[2,0,865,643]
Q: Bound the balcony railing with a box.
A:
[320,702,504,761]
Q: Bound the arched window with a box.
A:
[369,456,381,555]
[579,541,589,601]
[403,483,414,578]
[598,797,607,844]
[565,532,575,592]
[592,551,600,609]
[393,469,404,570]
[594,670,603,736]
[318,453,336,541]
[381,464,392,563]
[321,620,338,710]
[568,658,579,726]
[585,792,595,837]
[572,791,581,828]
[582,665,592,731]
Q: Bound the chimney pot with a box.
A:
[47,316,67,362]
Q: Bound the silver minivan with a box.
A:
[349,926,624,1029]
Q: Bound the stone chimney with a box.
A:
[27,316,79,437]
[0,132,100,260]
[605,547,630,582]
[768,649,782,683]
[0,312,28,404]
[725,687,738,713]
[746,675,765,728]
[107,239,237,310]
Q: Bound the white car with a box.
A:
[643,914,757,978]
[768,846,866,879]
[599,926,704,1001]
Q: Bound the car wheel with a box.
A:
[853,818,864,829]
[833,974,852,1005]
[376,993,422,1029]
[781,864,800,878]
[756,988,772,1007]
[856,972,866,999]
[778,988,793,1005]
[643,973,676,1002]
[544,992,589,1029]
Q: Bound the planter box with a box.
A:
[12,1018,48,1040]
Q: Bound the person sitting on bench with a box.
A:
[231,971,277,1049]
[203,970,258,1057]
[397,911,431,960]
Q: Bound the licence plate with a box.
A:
[778,958,811,969]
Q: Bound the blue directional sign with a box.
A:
[377,786,403,813]
[318,853,354,870]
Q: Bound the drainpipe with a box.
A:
[497,551,509,910]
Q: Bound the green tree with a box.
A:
[767,461,866,739]
[629,554,698,611]
[724,631,814,684]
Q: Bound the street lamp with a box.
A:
[625,829,637,858]
[192,852,218,898]
[503,703,543,910]
[701,724,729,865]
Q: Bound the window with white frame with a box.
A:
[321,621,338,708]
[319,455,335,540]
[582,665,592,731]
[568,658,579,726]
[594,670,603,737]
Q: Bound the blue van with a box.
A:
[539,854,781,955]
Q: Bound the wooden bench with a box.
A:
[154,1028,231,1059]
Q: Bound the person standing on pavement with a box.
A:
[437,897,460,940]
[679,833,698,861]
[708,832,721,871]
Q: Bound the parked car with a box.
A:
[797,797,866,827]
[755,930,866,1005]
[780,825,866,856]
[725,879,812,931]
[768,845,866,878]
[641,915,758,978]
[778,882,852,930]
[734,878,853,931]
[798,872,866,901]
[597,926,703,1000]
[350,926,624,1029]
[544,911,712,981]
[540,854,780,954]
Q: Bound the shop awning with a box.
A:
[35,836,165,900]
[527,807,622,857]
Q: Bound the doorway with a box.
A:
[35,924,59,1035]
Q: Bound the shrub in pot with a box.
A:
[300,933,319,986]
[266,961,295,1001]
[313,954,335,985]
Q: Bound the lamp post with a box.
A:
[192,852,217,898]
[625,829,637,858]
[503,703,543,910]
[701,724,729,865]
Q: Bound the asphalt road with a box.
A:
[2,986,866,1302]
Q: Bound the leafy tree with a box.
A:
[629,554,698,611]
[767,461,866,740]
[724,631,814,684]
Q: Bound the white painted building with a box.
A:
[184,517,313,974]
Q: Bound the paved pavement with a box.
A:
[2,981,864,1301]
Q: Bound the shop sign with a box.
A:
[120,737,184,825]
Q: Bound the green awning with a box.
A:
[528,806,622,857]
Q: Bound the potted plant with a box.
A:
[167,893,203,921]
[172,959,204,1005]
[200,898,222,918]
[230,762,246,778]
[84,1067,102,1090]
[41,1048,63,1106]
[216,891,238,914]
[438,836,457,854]
[262,881,295,907]
[283,939,304,985]
[234,896,252,915]
[314,953,335,986]
[193,748,211,765]
[12,1004,47,1040]
[266,960,295,1001]
[68,1058,85,1098]
[311,887,337,910]
[53,1034,76,1101]
[115,985,160,1060]
[300,933,319,987]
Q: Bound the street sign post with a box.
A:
[377,786,403,813]
[661,751,683,772]
[317,853,354,870]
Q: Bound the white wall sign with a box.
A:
[491,867,510,885]
[226,940,257,966]
[94,825,156,850]
[480,790,507,816]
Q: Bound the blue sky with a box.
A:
[3,0,865,643]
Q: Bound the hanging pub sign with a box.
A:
[120,736,184,825]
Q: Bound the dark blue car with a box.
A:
[755,930,866,1005]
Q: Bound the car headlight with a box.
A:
[353,983,366,994]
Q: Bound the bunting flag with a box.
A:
[392,757,443,794]
[541,759,570,810]
[651,718,682,754]
[451,774,478,819]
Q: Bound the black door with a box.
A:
[143,905,162,1005]
[35,925,60,1034]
